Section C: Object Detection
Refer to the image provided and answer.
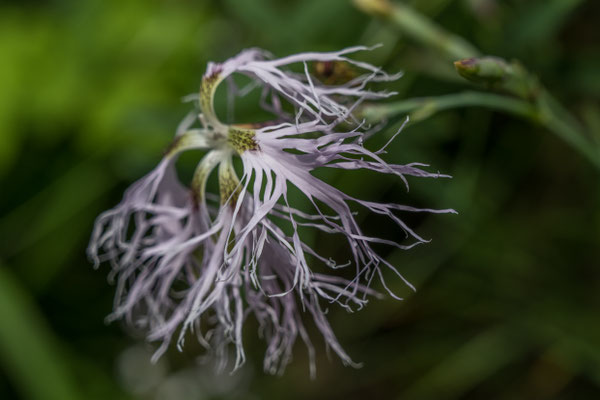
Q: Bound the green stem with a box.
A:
[354,0,480,60]
[355,0,600,169]
[362,91,600,169]
[362,91,537,122]
[537,91,600,168]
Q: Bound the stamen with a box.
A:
[227,126,259,154]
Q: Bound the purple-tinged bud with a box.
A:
[454,56,539,99]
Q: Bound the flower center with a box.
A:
[199,70,259,155]
[227,126,258,154]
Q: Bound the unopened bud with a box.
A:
[454,57,508,82]
[454,56,538,99]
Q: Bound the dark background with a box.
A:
[1,0,599,399]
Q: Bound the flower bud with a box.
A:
[454,56,539,99]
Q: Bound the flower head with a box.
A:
[89,46,455,376]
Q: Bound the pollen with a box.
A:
[227,127,259,154]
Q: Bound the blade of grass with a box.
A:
[401,325,530,399]
[0,264,82,400]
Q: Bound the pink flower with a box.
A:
[89,46,455,376]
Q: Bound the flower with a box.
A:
[88,46,455,376]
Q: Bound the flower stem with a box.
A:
[536,90,600,169]
[361,91,600,169]
[361,91,537,123]
[454,57,600,168]
[354,0,480,60]
[355,0,600,169]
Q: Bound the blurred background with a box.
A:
[1,0,599,399]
